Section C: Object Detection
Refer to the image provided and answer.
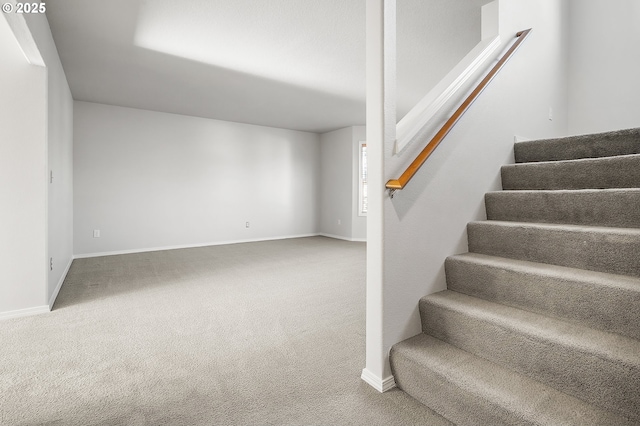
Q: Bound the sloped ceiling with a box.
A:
[45,0,488,133]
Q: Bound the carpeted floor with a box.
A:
[0,236,450,426]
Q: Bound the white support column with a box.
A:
[361,0,397,393]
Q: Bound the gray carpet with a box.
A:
[390,128,640,425]
[0,237,451,426]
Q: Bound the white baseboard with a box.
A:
[1,256,72,321]
[0,305,50,322]
[318,233,366,243]
[361,368,396,393]
[73,234,322,259]
[49,257,73,309]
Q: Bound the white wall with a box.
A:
[380,0,569,371]
[23,13,74,306]
[319,126,367,241]
[74,102,320,256]
[320,127,354,240]
[0,14,48,316]
[567,0,640,134]
[396,0,488,119]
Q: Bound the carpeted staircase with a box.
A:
[389,128,640,425]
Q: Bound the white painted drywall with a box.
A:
[319,127,354,240]
[363,0,397,390]
[380,0,569,371]
[22,13,74,306]
[567,0,640,134]
[73,102,320,256]
[0,14,48,315]
[351,126,367,241]
[319,126,367,242]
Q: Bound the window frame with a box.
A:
[358,141,367,216]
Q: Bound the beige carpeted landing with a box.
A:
[0,237,450,426]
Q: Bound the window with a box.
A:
[358,142,367,216]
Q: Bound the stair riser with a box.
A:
[445,256,640,340]
[391,334,635,425]
[485,190,640,228]
[467,222,640,277]
[514,128,640,163]
[501,154,640,190]
[420,299,640,420]
[391,347,531,426]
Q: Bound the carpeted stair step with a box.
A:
[392,128,640,423]
[514,128,640,163]
[501,153,640,190]
[390,333,635,426]
[467,220,640,277]
[445,253,640,339]
[419,290,640,421]
[485,188,640,228]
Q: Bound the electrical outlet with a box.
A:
[93,229,101,238]
[50,257,53,271]
[548,107,553,121]
[338,219,341,225]
[246,222,250,228]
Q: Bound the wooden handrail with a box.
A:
[386,29,532,195]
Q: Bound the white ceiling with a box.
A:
[45,0,488,133]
